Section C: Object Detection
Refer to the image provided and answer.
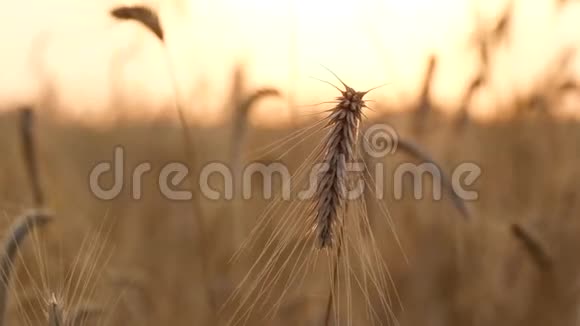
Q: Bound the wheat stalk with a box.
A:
[230,88,281,176]
[316,69,474,323]
[0,108,53,326]
[230,87,281,246]
[314,89,363,247]
[311,70,374,326]
[454,74,484,130]
[224,71,403,326]
[47,293,63,326]
[19,108,44,208]
[109,5,219,319]
[456,2,513,128]
[413,55,437,135]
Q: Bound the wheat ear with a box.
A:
[314,78,367,248]
[110,5,218,319]
[312,69,373,325]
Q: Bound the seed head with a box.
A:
[337,87,368,113]
[110,5,164,41]
[314,73,372,249]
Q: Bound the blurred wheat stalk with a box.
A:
[110,5,219,322]
[0,108,52,325]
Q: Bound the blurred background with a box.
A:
[1,0,580,325]
[2,0,580,123]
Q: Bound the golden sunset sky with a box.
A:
[0,0,578,125]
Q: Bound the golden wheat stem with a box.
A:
[161,41,220,319]
[230,88,280,246]
[314,71,370,325]
[323,223,344,326]
[230,88,281,175]
[110,5,218,319]
[47,293,63,326]
[19,108,44,207]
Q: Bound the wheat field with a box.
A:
[1,2,580,326]
[1,95,580,325]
